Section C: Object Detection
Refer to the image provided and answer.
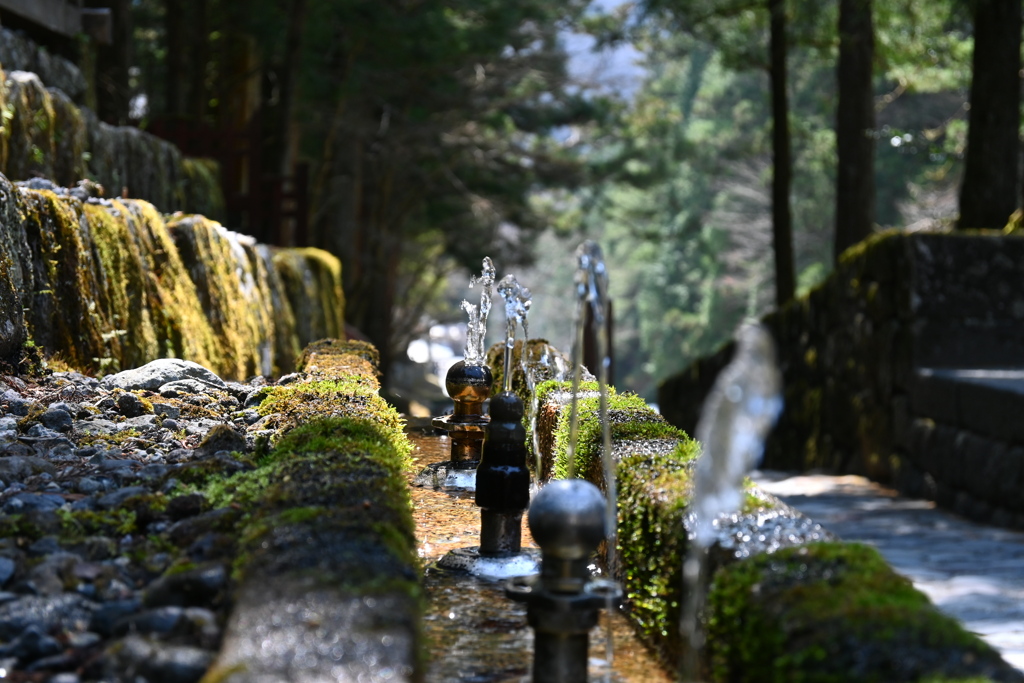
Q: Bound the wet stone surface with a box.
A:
[0,360,300,682]
[755,470,1024,673]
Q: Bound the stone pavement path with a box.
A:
[753,470,1024,673]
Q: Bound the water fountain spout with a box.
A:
[506,479,621,683]
[432,361,492,465]
[429,257,497,470]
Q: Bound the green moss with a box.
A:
[57,508,138,538]
[616,444,698,657]
[547,387,688,482]
[705,543,1013,682]
[77,428,141,447]
[273,248,346,350]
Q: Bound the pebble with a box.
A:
[0,360,282,680]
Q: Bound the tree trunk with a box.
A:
[188,0,209,121]
[165,0,185,116]
[834,0,875,262]
[96,0,132,124]
[276,0,308,177]
[769,0,795,306]
[959,0,1022,229]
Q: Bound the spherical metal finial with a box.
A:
[529,479,607,562]
[445,360,492,415]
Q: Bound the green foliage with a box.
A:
[525,0,974,401]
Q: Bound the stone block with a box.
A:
[909,370,959,426]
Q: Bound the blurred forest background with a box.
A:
[97,0,1017,400]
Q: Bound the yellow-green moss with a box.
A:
[166,214,270,380]
[545,383,688,482]
[272,248,346,349]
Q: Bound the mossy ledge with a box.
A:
[706,543,1022,683]
[0,171,345,379]
[201,339,421,682]
[533,378,1022,681]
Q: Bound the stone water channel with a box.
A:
[406,423,672,683]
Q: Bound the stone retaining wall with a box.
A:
[659,231,1024,527]
[0,175,344,380]
[2,70,224,219]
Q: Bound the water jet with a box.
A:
[419,257,496,490]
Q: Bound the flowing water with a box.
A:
[496,274,532,393]
[680,321,783,681]
[463,257,497,366]
[562,241,618,679]
[408,428,671,683]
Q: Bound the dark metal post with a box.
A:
[475,391,530,556]
[506,479,620,683]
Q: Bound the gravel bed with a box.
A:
[0,359,302,682]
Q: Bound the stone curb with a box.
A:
[202,339,421,683]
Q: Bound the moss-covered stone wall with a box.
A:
[535,377,1021,681]
[659,232,1024,525]
[0,174,344,380]
[0,69,224,219]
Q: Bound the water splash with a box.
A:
[680,321,783,681]
[462,257,496,366]
[496,274,531,393]
[565,240,616,682]
[525,342,572,476]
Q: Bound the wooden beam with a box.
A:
[0,0,82,37]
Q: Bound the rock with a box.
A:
[159,379,222,396]
[152,403,180,419]
[138,464,170,484]
[113,605,185,637]
[0,417,17,431]
[143,563,227,608]
[1,391,31,416]
[183,418,221,438]
[116,393,148,418]
[96,486,149,511]
[100,635,214,683]
[22,436,76,459]
[76,477,104,494]
[26,424,63,439]
[38,408,73,433]
[3,492,65,514]
[88,598,142,637]
[0,557,15,587]
[194,425,247,456]
[101,359,226,392]
[0,442,30,457]
[166,494,207,521]
[124,414,160,430]
[26,537,62,558]
[74,419,124,437]
[0,623,62,662]
[0,594,96,640]
[0,455,57,481]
